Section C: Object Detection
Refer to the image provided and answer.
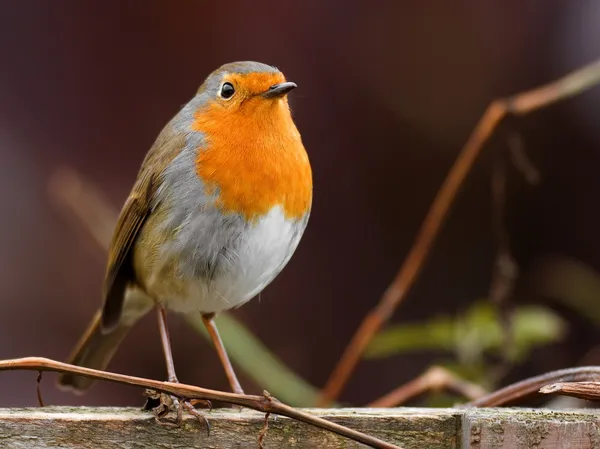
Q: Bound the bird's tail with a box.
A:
[57,310,133,393]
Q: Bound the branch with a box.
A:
[540,381,600,401]
[465,366,600,407]
[0,357,401,449]
[368,366,486,408]
[318,58,600,406]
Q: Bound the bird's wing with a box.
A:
[101,125,186,331]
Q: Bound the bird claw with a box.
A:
[182,400,211,435]
[142,389,211,435]
[190,398,213,411]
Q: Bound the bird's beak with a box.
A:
[261,82,297,99]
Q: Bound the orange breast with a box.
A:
[192,98,312,223]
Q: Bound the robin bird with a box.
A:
[57,61,312,415]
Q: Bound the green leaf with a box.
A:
[364,315,456,358]
[453,301,501,364]
[365,300,566,366]
[508,305,567,362]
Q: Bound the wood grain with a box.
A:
[1,407,599,448]
[0,407,456,449]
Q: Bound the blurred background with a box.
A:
[1,0,600,408]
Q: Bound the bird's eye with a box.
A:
[220,82,235,100]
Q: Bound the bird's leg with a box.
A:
[157,305,179,383]
[202,313,244,395]
[154,305,210,431]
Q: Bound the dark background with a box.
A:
[1,0,600,407]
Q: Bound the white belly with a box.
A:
[146,205,305,314]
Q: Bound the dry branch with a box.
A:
[368,366,486,408]
[540,381,600,402]
[0,357,401,449]
[466,366,600,407]
[319,58,600,406]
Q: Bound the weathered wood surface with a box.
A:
[0,407,599,448]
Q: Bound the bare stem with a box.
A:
[0,357,401,449]
[465,366,600,407]
[540,381,600,401]
[318,58,600,406]
[368,366,487,408]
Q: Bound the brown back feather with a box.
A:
[101,124,186,331]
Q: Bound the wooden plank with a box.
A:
[461,408,600,449]
[0,407,599,448]
[0,407,458,449]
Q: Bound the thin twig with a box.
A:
[318,58,600,406]
[489,151,514,304]
[487,132,540,380]
[540,381,600,401]
[506,133,540,185]
[258,412,271,449]
[258,390,273,448]
[0,357,402,449]
[368,366,486,408]
[465,366,600,407]
[36,371,45,407]
[488,145,517,368]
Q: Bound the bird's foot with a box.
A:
[142,389,211,434]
